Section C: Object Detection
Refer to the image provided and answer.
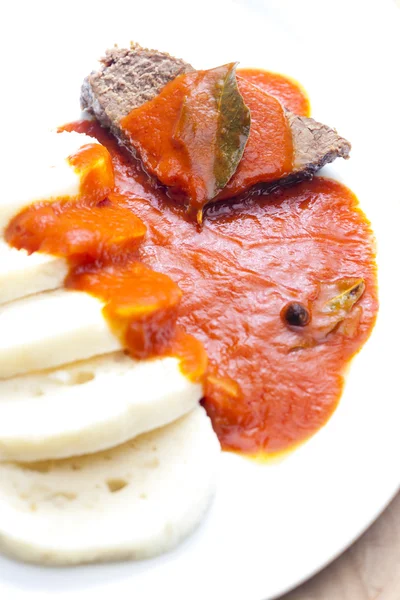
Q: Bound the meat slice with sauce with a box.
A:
[81,43,351,204]
[81,44,193,140]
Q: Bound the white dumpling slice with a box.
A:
[0,289,120,379]
[0,352,203,462]
[0,406,219,565]
[0,240,67,306]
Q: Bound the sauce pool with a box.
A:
[62,118,378,456]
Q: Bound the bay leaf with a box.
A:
[173,62,251,222]
[323,278,365,313]
[121,63,250,223]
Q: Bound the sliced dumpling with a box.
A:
[0,406,219,565]
[0,352,202,462]
[0,241,67,306]
[0,289,120,379]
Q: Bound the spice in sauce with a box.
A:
[281,302,311,327]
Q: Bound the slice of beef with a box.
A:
[287,112,350,177]
[81,44,351,198]
[81,43,193,140]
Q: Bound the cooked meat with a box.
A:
[287,112,350,176]
[81,43,351,197]
[81,43,193,140]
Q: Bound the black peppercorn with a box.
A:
[281,302,311,327]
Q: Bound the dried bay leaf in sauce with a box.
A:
[121,63,250,222]
[323,278,365,313]
[173,62,251,221]
[215,77,294,201]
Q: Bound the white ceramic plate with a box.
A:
[1,1,399,599]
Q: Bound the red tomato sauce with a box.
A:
[237,69,310,117]
[59,119,378,456]
[120,70,293,216]
[216,78,293,200]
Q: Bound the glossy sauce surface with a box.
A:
[216,78,293,200]
[63,119,378,455]
[237,69,310,116]
[121,70,293,214]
